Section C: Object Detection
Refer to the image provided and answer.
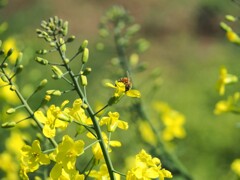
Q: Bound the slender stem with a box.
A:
[94,104,109,116]
[1,68,58,148]
[57,45,116,180]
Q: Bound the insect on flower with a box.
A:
[117,77,132,92]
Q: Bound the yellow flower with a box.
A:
[20,140,50,173]
[50,163,85,180]
[89,164,120,180]
[154,102,186,141]
[52,135,85,170]
[100,111,128,132]
[34,100,69,138]
[87,132,121,160]
[217,67,238,96]
[2,38,20,64]
[106,81,141,105]
[63,98,88,124]
[126,149,172,180]
[214,92,240,115]
[231,159,240,176]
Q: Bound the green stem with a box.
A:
[1,68,58,148]
[57,46,116,180]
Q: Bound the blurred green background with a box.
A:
[1,0,240,179]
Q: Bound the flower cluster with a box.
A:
[126,149,172,180]
[154,102,186,141]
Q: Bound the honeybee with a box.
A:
[118,77,132,91]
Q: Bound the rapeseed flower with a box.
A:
[20,140,50,173]
[126,149,172,180]
[217,67,238,96]
[99,111,128,132]
[34,100,69,138]
[89,164,120,180]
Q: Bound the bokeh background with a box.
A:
[1,0,240,179]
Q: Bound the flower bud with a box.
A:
[35,57,48,65]
[80,75,88,86]
[37,79,48,91]
[59,38,66,52]
[82,48,89,64]
[225,15,237,22]
[78,40,88,52]
[15,65,23,75]
[64,58,69,64]
[66,35,75,43]
[46,90,62,96]
[1,121,16,128]
[2,62,8,68]
[7,48,13,57]
[51,66,63,79]
[6,108,16,114]
[82,67,92,75]
[62,21,68,36]
[36,49,48,55]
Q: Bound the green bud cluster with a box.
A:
[36,16,69,44]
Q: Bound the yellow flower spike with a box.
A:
[126,149,172,180]
[20,140,50,173]
[217,67,238,96]
[100,111,128,132]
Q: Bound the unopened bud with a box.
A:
[225,15,237,22]
[35,57,48,65]
[6,108,16,114]
[62,21,68,36]
[82,48,89,64]
[15,65,23,74]
[81,75,88,86]
[59,38,66,52]
[7,48,13,57]
[82,68,92,75]
[66,35,75,43]
[78,40,88,52]
[36,49,48,55]
[37,79,48,91]
[51,66,63,79]
[1,121,16,128]
[64,58,69,64]
[46,90,62,96]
